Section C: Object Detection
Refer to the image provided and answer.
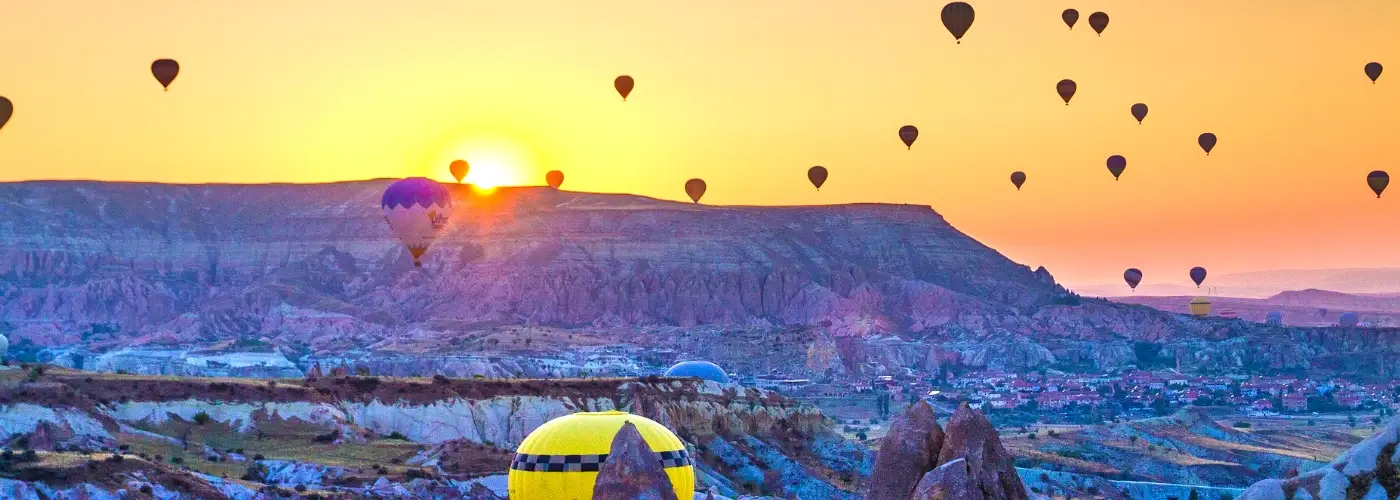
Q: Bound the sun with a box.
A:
[440,137,533,190]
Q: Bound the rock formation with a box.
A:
[1237,417,1400,500]
[865,401,1029,500]
[593,421,679,500]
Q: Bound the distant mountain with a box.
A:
[1110,288,1400,327]
[1076,268,1400,298]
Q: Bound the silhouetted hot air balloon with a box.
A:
[898,125,919,149]
[546,170,565,189]
[151,59,179,91]
[381,178,453,268]
[1087,12,1109,35]
[1198,133,1217,155]
[0,97,11,132]
[1124,268,1143,291]
[1056,79,1077,105]
[1368,171,1389,198]
[1106,155,1126,180]
[685,178,706,203]
[1010,171,1026,190]
[1062,9,1079,30]
[614,75,635,101]
[941,2,975,44]
[808,166,828,190]
[1130,103,1148,124]
[1339,312,1360,328]
[1365,62,1383,83]
[1189,266,1207,287]
[449,160,469,184]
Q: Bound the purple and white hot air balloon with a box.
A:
[381,177,453,268]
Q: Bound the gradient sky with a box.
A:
[2,1,1398,289]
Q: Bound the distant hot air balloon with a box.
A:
[1062,9,1079,30]
[1264,311,1284,326]
[1010,171,1026,190]
[381,177,453,268]
[898,125,919,149]
[1198,133,1217,155]
[940,2,975,44]
[1124,268,1143,291]
[546,170,565,189]
[1106,155,1126,180]
[1365,62,1383,83]
[1339,312,1360,328]
[1319,308,1328,317]
[1189,297,1212,318]
[1367,170,1389,198]
[614,75,635,101]
[1056,79,1077,105]
[1087,12,1109,35]
[1189,266,1207,287]
[449,160,469,184]
[808,166,828,190]
[1130,103,1148,124]
[151,59,180,91]
[0,96,11,132]
[685,178,707,203]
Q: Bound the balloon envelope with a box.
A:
[1130,103,1148,124]
[664,361,729,383]
[151,59,179,89]
[1010,171,1026,190]
[808,166,828,189]
[1189,297,1211,318]
[1106,155,1126,180]
[1198,133,1217,154]
[1124,268,1143,289]
[507,411,694,499]
[381,178,453,268]
[1367,171,1389,198]
[898,125,919,149]
[1189,266,1207,287]
[449,160,469,183]
[1265,311,1284,326]
[546,170,565,189]
[684,178,707,203]
[1062,9,1079,29]
[614,75,635,100]
[940,2,975,43]
[0,96,11,131]
[1339,312,1360,328]
[1056,80,1077,104]
[1365,62,1383,83]
[1087,12,1109,34]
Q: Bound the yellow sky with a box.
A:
[1,1,1398,288]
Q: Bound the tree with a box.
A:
[1189,488,1200,500]
[1348,414,1358,428]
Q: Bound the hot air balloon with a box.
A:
[1130,103,1148,124]
[1056,79,1077,105]
[1010,171,1026,190]
[381,177,452,268]
[664,361,730,384]
[1106,155,1126,180]
[1198,133,1217,155]
[1365,62,1383,83]
[1367,171,1389,198]
[546,170,565,189]
[684,179,706,203]
[508,411,695,499]
[151,59,180,91]
[614,75,635,101]
[1124,268,1143,291]
[0,96,11,132]
[1189,297,1212,318]
[808,166,828,190]
[1062,9,1079,29]
[449,160,469,184]
[1339,312,1360,328]
[898,125,919,149]
[1087,12,1109,35]
[1189,266,1207,287]
[1264,311,1284,326]
[941,2,975,44]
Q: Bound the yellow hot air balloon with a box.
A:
[1189,297,1212,318]
[508,410,694,500]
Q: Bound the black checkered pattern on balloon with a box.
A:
[510,449,692,472]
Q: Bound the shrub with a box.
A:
[1232,421,1252,428]
[433,374,450,384]
[386,432,409,441]
[193,412,211,425]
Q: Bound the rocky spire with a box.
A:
[865,401,1030,500]
[593,421,679,500]
[866,400,945,499]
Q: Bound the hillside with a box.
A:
[1111,289,1400,328]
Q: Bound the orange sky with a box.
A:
[1,1,1398,288]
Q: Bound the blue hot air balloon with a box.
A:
[381,177,453,268]
[1265,311,1284,326]
[664,361,729,384]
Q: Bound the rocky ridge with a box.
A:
[1237,417,1400,500]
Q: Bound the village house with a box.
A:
[1283,392,1309,412]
